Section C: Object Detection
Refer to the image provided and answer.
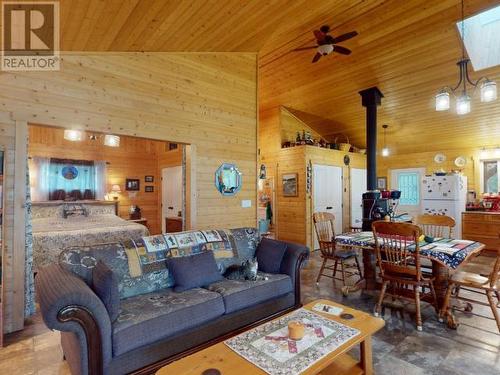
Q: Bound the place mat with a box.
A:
[224,308,359,375]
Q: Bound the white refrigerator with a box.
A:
[421,174,467,239]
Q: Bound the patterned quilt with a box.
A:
[335,231,484,269]
[33,214,149,270]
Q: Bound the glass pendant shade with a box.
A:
[381,147,390,157]
[104,134,120,147]
[456,95,471,115]
[317,44,334,55]
[64,129,83,141]
[480,80,497,102]
[435,91,450,111]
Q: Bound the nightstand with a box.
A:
[128,218,148,227]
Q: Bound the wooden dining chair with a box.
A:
[372,221,438,331]
[313,212,362,286]
[439,250,500,332]
[415,214,456,238]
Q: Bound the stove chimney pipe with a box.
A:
[359,87,384,190]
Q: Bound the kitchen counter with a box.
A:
[462,212,500,253]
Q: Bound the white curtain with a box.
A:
[94,160,107,200]
[29,157,50,201]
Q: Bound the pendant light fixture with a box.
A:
[381,124,389,157]
[435,0,497,115]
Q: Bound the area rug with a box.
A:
[225,308,360,375]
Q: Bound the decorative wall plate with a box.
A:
[454,156,467,168]
[434,153,446,164]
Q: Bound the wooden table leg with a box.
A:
[341,247,377,296]
[360,336,373,375]
[432,261,449,310]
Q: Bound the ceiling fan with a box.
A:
[293,25,358,63]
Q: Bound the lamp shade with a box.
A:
[435,91,450,111]
[456,94,471,115]
[104,134,120,147]
[111,184,122,193]
[480,80,497,102]
[64,129,83,141]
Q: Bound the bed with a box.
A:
[32,200,149,270]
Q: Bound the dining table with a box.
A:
[334,231,485,328]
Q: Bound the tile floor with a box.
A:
[1,250,499,374]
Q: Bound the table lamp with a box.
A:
[110,184,121,200]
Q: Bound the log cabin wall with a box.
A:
[0,52,258,333]
[28,125,176,234]
[259,106,366,249]
[377,148,483,193]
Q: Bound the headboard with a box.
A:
[31,200,119,219]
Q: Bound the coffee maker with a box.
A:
[362,191,389,231]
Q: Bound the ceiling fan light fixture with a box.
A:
[456,94,471,115]
[480,80,497,102]
[435,90,450,111]
[317,44,334,55]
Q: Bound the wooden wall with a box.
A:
[259,106,366,249]
[280,108,324,145]
[377,147,484,193]
[28,125,181,234]
[0,52,258,332]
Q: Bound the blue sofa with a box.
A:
[36,228,309,375]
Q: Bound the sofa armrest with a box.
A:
[36,264,112,375]
[279,241,310,306]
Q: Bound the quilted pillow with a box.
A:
[167,251,223,292]
[92,260,120,321]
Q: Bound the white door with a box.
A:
[351,168,366,228]
[162,166,183,233]
[390,168,425,220]
[313,165,343,250]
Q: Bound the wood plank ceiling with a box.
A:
[30,0,500,153]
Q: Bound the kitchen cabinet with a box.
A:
[462,212,500,254]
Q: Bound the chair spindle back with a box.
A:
[313,212,336,257]
[415,214,455,238]
[372,221,422,280]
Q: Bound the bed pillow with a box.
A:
[92,260,120,322]
[167,251,223,292]
[255,238,288,274]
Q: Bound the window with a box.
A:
[482,160,500,193]
[457,5,500,71]
[398,172,419,205]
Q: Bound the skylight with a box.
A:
[457,5,500,71]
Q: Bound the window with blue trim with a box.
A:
[398,173,419,205]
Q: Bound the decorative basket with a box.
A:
[335,134,351,152]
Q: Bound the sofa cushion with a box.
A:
[92,260,120,322]
[207,272,293,314]
[256,238,288,273]
[112,288,224,356]
[167,251,223,292]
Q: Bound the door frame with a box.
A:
[161,165,184,233]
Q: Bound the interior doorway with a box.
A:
[350,168,367,229]
[161,165,184,233]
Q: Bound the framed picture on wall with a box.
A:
[145,186,154,192]
[145,175,154,183]
[126,179,140,191]
[282,173,298,197]
[377,177,387,190]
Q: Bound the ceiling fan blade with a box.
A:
[333,45,352,55]
[293,46,318,51]
[312,52,322,63]
[331,31,358,44]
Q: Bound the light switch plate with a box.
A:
[241,200,252,208]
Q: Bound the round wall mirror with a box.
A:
[215,163,242,196]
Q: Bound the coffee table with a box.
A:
[157,299,385,375]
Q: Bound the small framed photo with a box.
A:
[145,175,154,183]
[125,179,140,191]
[282,173,298,197]
[377,177,387,190]
[145,186,154,193]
